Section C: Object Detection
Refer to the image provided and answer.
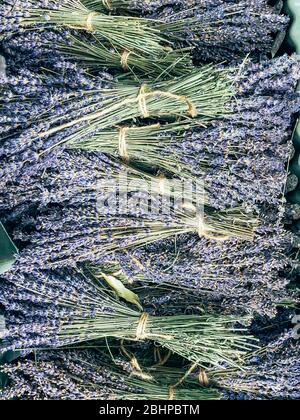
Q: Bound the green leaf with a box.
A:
[0,222,18,275]
[101,272,143,311]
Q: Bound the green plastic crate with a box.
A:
[0,223,18,275]
[286,0,300,203]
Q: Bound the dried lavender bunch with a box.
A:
[71,55,300,210]
[27,64,233,146]
[0,0,290,64]
[0,39,115,193]
[150,0,290,63]
[133,331,299,400]
[100,214,298,319]
[0,349,220,400]
[84,0,289,62]
[0,54,113,140]
[56,31,193,77]
[1,148,258,256]
[0,60,234,187]
[0,265,257,368]
[16,0,189,68]
[214,332,300,400]
[3,3,192,77]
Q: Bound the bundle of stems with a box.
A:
[0,349,221,400]
[37,64,233,149]
[16,200,257,271]
[20,1,172,58]
[58,33,193,77]
[70,120,195,174]
[0,267,257,370]
[93,199,257,247]
[0,149,258,257]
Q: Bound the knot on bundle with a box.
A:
[197,214,230,241]
[85,11,98,31]
[198,369,209,386]
[168,385,175,400]
[118,127,130,161]
[117,123,160,161]
[120,50,132,71]
[102,0,113,10]
[137,84,198,118]
[136,312,149,340]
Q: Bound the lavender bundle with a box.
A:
[2,151,257,274]
[57,32,193,77]
[71,55,300,210]
[0,60,233,179]
[2,0,288,80]
[95,214,298,318]
[0,265,257,368]
[27,64,233,144]
[0,41,114,151]
[213,332,300,400]
[84,0,289,62]
[6,0,194,77]
[0,349,221,400]
[133,332,299,400]
[144,0,290,63]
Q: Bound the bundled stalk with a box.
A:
[211,332,300,400]
[0,54,231,173]
[123,332,300,400]
[69,55,300,210]
[0,61,233,161]
[17,0,193,76]
[0,349,221,400]
[3,149,258,271]
[0,266,257,368]
[0,47,114,154]
[88,215,297,318]
[59,32,193,77]
[35,65,233,145]
[0,0,289,63]
[83,0,289,62]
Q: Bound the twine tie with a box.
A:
[118,127,130,161]
[102,0,112,10]
[120,50,132,71]
[136,312,149,340]
[137,84,197,119]
[85,11,98,31]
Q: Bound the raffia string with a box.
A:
[117,123,160,161]
[118,127,130,161]
[197,214,229,241]
[102,0,113,10]
[136,312,149,340]
[158,175,166,195]
[120,50,132,71]
[137,84,197,118]
[168,385,175,400]
[120,340,153,381]
[138,85,149,118]
[198,369,209,386]
[85,11,98,31]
